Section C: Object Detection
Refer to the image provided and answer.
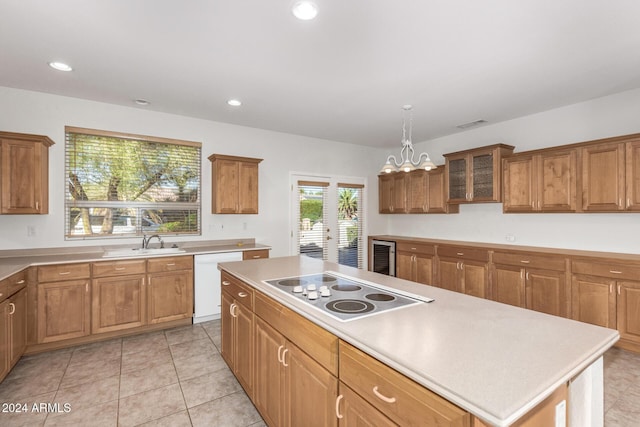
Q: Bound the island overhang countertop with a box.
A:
[218,255,619,426]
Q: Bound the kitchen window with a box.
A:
[65,126,201,239]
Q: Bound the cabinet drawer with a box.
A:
[2,269,27,297]
[339,340,470,427]
[221,271,254,310]
[572,260,640,280]
[437,245,489,262]
[255,291,338,375]
[493,251,566,272]
[396,242,435,255]
[38,263,91,282]
[242,249,270,260]
[92,260,146,278]
[147,256,193,273]
[0,281,7,303]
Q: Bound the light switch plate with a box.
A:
[555,399,567,427]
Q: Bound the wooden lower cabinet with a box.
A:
[396,242,435,285]
[571,275,617,329]
[37,279,91,343]
[221,290,254,395]
[492,252,568,317]
[254,316,338,427]
[92,274,146,334]
[618,281,640,345]
[438,258,488,298]
[146,256,193,324]
[337,383,396,427]
[0,287,27,382]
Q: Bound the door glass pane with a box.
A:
[298,184,327,260]
[472,153,494,198]
[448,158,467,199]
[337,186,363,268]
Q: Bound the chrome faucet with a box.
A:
[142,234,164,249]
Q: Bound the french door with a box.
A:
[291,174,366,268]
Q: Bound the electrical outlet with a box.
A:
[27,226,37,237]
[243,222,247,230]
[505,234,516,242]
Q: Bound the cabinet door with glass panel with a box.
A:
[444,144,514,204]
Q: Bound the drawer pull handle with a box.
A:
[277,345,284,363]
[238,292,248,298]
[609,270,623,274]
[335,395,344,419]
[16,279,25,284]
[230,303,237,318]
[9,302,16,315]
[252,255,261,259]
[456,252,464,256]
[166,263,176,266]
[58,271,71,275]
[411,247,417,250]
[520,260,530,264]
[222,281,231,286]
[372,386,396,404]
[281,348,289,367]
[115,267,126,271]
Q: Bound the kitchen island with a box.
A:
[219,255,619,427]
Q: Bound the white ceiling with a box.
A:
[2,1,640,149]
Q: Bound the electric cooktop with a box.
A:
[263,271,433,321]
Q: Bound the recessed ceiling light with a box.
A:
[227,99,242,107]
[134,99,150,106]
[292,1,318,20]
[48,61,73,72]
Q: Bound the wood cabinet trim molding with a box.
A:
[0,131,55,147]
[207,153,263,164]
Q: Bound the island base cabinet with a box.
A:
[339,340,470,427]
[254,316,338,427]
[221,291,254,396]
[336,383,396,427]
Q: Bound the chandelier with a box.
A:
[380,105,437,173]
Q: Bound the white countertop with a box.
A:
[0,239,270,281]
[218,255,619,427]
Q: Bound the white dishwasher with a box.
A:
[194,252,243,323]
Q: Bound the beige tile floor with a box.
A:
[0,320,265,426]
[0,320,639,426]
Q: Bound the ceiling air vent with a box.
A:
[456,119,487,130]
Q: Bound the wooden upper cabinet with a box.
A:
[581,141,626,211]
[0,131,54,214]
[378,173,407,213]
[625,138,640,211]
[379,167,456,214]
[503,148,577,213]
[444,144,514,204]
[209,154,262,214]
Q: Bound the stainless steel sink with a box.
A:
[102,247,186,258]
